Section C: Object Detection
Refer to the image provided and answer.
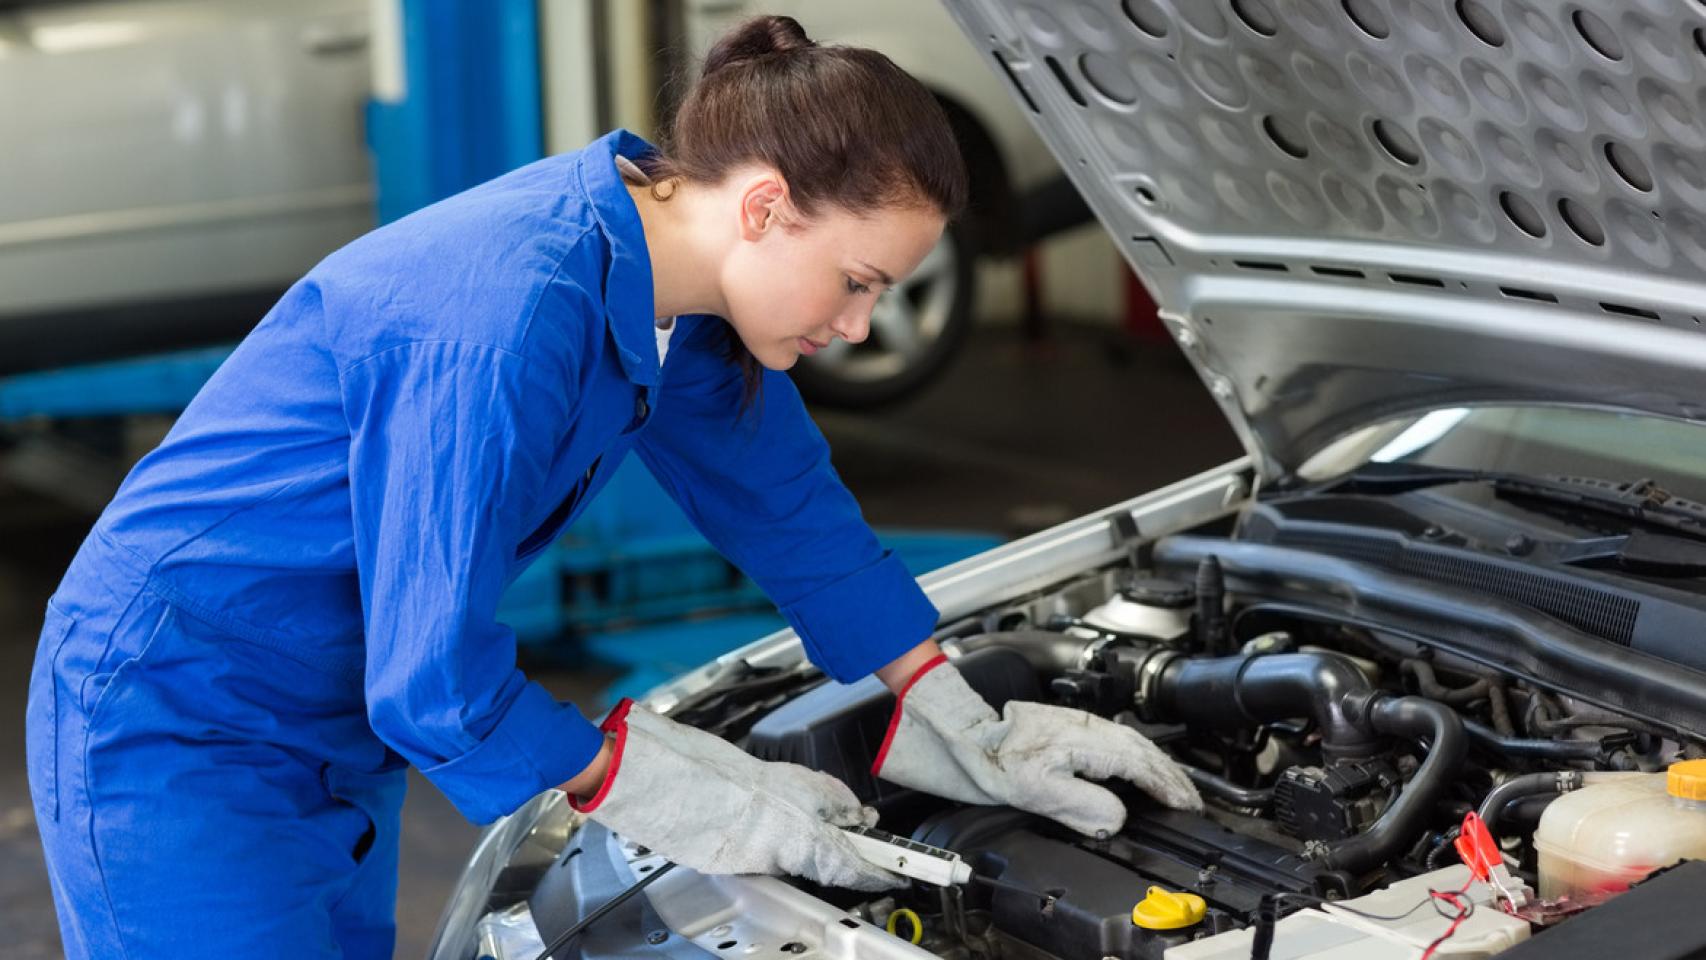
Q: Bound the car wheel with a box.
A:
[790,220,976,410]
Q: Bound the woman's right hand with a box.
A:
[563,736,615,801]
[564,700,905,891]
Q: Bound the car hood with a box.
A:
[940,0,1706,481]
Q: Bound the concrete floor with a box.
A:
[0,322,1239,958]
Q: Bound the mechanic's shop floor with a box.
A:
[0,323,1238,958]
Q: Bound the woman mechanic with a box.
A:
[25,16,1199,958]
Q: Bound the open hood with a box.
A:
[940,0,1706,480]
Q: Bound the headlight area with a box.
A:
[428,790,574,960]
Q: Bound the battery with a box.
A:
[1166,865,1531,959]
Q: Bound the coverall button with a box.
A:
[636,396,650,420]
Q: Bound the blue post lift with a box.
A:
[363,0,545,223]
[0,1,1001,700]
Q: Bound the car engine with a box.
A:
[474,486,1706,960]
[638,520,1706,958]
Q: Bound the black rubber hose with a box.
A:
[1152,652,1380,757]
[1488,683,1515,737]
[1478,771,1582,837]
[1402,659,1490,705]
[1503,796,1559,831]
[1152,536,1706,736]
[1529,705,1671,739]
[1322,696,1468,876]
[1148,653,1468,875]
[1182,765,1275,808]
[1196,555,1228,656]
[1463,718,1603,763]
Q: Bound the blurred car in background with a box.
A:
[1,0,1086,409]
[0,0,375,376]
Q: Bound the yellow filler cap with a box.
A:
[1131,886,1207,930]
[1668,759,1706,801]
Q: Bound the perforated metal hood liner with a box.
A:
[939,0,1706,479]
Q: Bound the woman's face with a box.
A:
[719,179,945,372]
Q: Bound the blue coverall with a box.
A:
[24,129,938,959]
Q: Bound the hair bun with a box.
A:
[702,15,815,77]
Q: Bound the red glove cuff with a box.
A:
[568,698,635,813]
[870,653,949,777]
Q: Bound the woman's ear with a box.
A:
[736,171,794,241]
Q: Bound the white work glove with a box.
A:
[872,656,1202,836]
[570,700,904,890]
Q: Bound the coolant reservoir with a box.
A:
[1535,760,1706,901]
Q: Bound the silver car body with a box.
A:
[0,0,373,327]
[646,0,1706,704]
[441,2,1706,956]
[937,0,1706,478]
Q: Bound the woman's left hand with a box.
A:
[870,656,1202,836]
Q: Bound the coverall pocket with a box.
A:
[322,764,381,866]
[25,601,76,822]
[80,598,174,724]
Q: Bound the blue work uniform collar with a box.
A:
[578,129,666,388]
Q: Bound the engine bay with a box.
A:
[624,486,1706,959]
[475,475,1706,960]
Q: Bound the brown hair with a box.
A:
[646,15,969,407]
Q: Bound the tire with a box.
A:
[790,219,977,410]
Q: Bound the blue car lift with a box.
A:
[0,1,1002,699]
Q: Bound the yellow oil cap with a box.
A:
[1668,759,1706,801]
[1131,886,1207,930]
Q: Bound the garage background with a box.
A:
[0,1,1236,955]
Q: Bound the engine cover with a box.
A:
[745,645,1040,803]
[915,805,1350,960]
